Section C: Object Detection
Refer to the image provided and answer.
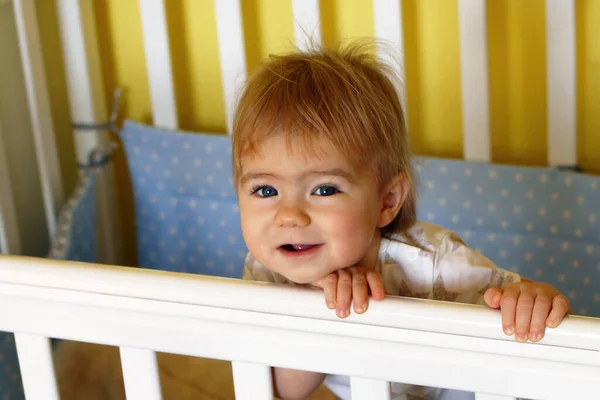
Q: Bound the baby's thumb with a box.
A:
[483,287,503,309]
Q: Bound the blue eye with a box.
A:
[313,185,340,196]
[252,185,278,197]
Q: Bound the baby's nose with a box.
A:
[275,206,310,228]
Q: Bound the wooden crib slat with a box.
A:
[373,0,407,122]
[120,347,163,400]
[12,0,64,237]
[0,122,21,255]
[351,377,391,400]
[475,394,517,400]
[231,361,273,400]
[138,0,178,129]
[214,0,247,134]
[457,0,491,162]
[14,333,59,400]
[292,0,321,50]
[545,0,576,167]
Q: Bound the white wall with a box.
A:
[0,1,50,257]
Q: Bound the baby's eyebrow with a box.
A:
[306,168,354,183]
[239,168,355,185]
[239,172,278,186]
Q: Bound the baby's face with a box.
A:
[237,135,385,284]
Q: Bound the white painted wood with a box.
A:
[292,0,321,50]
[231,361,273,399]
[14,333,59,400]
[138,0,178,129]
[475,394,517,400]
[12,0,63,238]
[457,0,491,162]
[545,0,577,167]
[55,0,123,265]
[120,347,163,400]
[1,255,600,399]
[214,0,247,134]
[373,0,407,122]
[351,377,391,399]
[0,120,21,254]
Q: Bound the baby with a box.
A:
[232,40,571,400]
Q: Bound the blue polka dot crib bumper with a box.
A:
[120,120,600,318]
[120,121,248,278]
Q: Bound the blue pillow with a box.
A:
[119,121,247,278]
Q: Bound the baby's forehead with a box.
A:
[239,136,356,167]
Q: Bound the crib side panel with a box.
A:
[1,255,600,399]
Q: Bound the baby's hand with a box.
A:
[484,280,571,343]
[311,267,385,318]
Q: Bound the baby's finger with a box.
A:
[500,284,519,336]
[483,288,502,309]
[320,274,338,310]
[514,286,535,343]
[352,270,369,314]
[366,271,385,301]
[546,295,570,328]
[336,269,352,318]
[528,294,552,342]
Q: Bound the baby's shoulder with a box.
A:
[381,220,461,257]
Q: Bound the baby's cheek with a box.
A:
[239,216,261,253]
[327,216,374,264]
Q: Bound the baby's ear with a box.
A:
[377,173,409,228]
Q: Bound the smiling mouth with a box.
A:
[280,244,319,252]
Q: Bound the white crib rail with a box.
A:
[1,254,599,400]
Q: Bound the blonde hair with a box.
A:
[232,39,417,233]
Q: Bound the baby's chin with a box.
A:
[277,266,341,285]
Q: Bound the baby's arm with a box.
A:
[272,368,326,399]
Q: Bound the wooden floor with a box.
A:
[54,340,338,400]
